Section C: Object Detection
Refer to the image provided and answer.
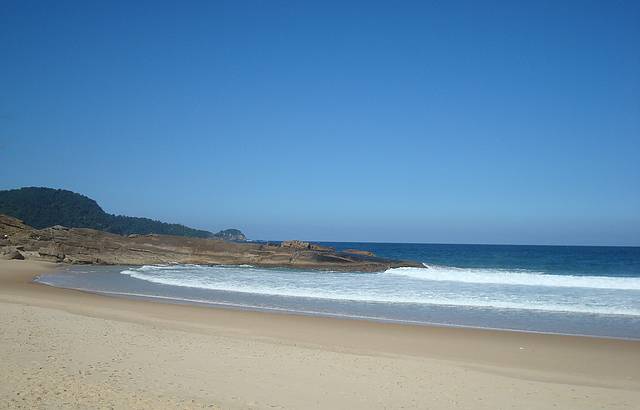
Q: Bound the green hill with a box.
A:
[0,187,243,240]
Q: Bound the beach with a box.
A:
[1,259,639,409]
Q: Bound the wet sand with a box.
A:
[1,259,639,409]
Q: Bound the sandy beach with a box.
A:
[1,259,639,409]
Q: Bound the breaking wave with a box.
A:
[117,264,640,316]
[385,265,640,290]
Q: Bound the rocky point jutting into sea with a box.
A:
[0,214,421,271]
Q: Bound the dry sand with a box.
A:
[1,259,639,409]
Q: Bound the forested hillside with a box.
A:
[0,187,243,239]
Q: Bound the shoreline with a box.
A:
[34,279,640,342]
[36,263,640,340]
[2,259,640,408]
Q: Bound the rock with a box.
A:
[2,248,25,260]
[50,225,69,231]
[281,240,334,252]
[213,229,246,241]
[37,244,65,262]
[0,215,31,235]
[281,240,310,249]
[11,250,25,260]
[0,213,422,272]
[1,245,27,260]
[309,244,335,252]
[343,249,375,257]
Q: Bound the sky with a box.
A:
[1,1,639,245]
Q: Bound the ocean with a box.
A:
[35,242,640,339]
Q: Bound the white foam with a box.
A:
[119,265,640,316]
[385,265,640,290]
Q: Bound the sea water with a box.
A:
[35,243,640,339]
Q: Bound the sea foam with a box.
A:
[119,264,640,316]
[384,264,640,290]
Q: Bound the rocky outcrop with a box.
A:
[1,247,25,260]
[343,249,375,257]
[280,240,334,252]
[213,229,246,241]
[0,214,421,272]
[281,240,311,249]
[0,215,30,235]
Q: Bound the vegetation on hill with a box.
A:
[0,187,243,240]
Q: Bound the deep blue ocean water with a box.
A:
[36,243,640,339]
[324,242,640,277]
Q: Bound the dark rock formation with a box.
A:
[0,214,421,272]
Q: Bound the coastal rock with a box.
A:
[0,214,422,272]
[280,240,334,252]
[37,244,66,262]
[213,229,246,241]
[310,244,335,252]
[0,214,31,235]
[281,240,310,249]
[11,250,25,260]
[2,248,25,260]
[343,249,375,257]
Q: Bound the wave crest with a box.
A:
[385,265,640,290]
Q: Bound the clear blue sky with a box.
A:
[1,1,638,245]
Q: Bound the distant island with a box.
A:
[0,187,246,241]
